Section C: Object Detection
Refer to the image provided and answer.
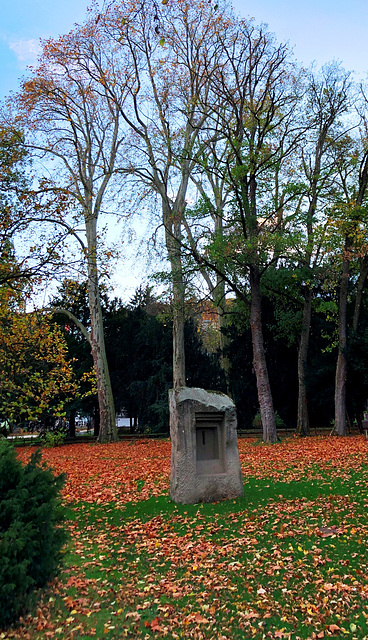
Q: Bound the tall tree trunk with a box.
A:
[214,273,231,393]
[68,408,76,439]
[214,213,231,391]
[218,301,231,393]
[249,265,277,443]
[297,288,312,435]
[335,252,349,436]
[86,217,117,443]
[165,214,186,388]
[93,403,100,437]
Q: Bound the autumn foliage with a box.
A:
[15,435,368,505]
[0,299,78,430]
[7,435,368,639]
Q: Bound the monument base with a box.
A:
[169,387,244,504]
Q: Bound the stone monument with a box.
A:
[169,387,244,504]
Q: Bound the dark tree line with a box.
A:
[51,282,226,436]
[50,276,368,437]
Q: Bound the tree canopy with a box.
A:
[2,0,368,440]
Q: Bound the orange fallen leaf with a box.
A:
[194,613,209,624]
[144,617,163,632]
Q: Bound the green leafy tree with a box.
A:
[180,22,305,442]
[292,65,352,435]
[323,132,368,435]
[0,284,79,431]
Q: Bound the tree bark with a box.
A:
[214,209,231,391]
[86,216,117,443]
[165,212,186,389]
[335,252,349,436]
[213,267,230,392]
[93,403,100,437]
[249,265,277,443]
[218,299,231,393]
[296,288,312,435]
[68,408,76,438]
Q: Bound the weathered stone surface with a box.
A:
[169,387,244,504]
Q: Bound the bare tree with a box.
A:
[84,0,236,388]
[295,64,352,436]
[15,22,130,442]
[331,132,368,436]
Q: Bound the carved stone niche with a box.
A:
[169,387,244,504]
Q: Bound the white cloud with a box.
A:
[9,38,41,64]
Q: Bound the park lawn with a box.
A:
[3,436,368,640]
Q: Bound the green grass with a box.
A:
[5,463,368,640]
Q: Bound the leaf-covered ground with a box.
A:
[4,436,368,640]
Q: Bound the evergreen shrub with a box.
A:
[0,440,66,629]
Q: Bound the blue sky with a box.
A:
[1,0,368,100]
[0,0,91,98]
[1,0,367,298]
[239,0,368,79]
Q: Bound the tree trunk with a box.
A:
[335,252,349,436]
[86,217,117,443]
[93,403,100,437]
[213,271,231,392]
[165,215,186,388]
[214,212,231,392]
[218,301,231,393]
[249,265,277,443]
[68,408,76,438]
[296,288,312,436]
